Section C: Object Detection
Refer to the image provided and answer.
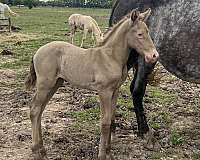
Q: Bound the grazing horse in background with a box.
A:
[109,0,200,150]
[68,13,103,47]
[0,2,17,19]
[25,9,159,160]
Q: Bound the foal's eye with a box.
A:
[138,33,143,37]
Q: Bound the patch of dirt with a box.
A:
[0,65,199,160]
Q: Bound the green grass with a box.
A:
[149,111,172,129]
[149,152,164,159]
[0,7,110,70]
[146,86,178,105]
[170,130,185,146]
[66,105,100,134]
[191,100,200,111]
[67,107,100,123]
[192,151,200,160]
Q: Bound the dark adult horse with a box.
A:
[109,0,200,149]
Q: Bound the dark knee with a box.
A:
[130,81,134,94]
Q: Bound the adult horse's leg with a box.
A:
[30,78,63,160]
[130,56,151,136]
[130,56,160,149]
[109,52,138,139]
[98,89,114,160]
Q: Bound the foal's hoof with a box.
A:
[32,147,48,160]
[98,154,114,160]
[106,154,114,160]
[143,129,161,151]
[33,155,49,160]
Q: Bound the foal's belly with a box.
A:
[61,73,97,91]
[60,60,97,90]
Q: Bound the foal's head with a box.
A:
[126,9,159,63]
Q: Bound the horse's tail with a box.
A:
[25,57,37,90]
[109,0,120,27]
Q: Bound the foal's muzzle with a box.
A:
[145,49,159,63]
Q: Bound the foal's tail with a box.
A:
[25,58,36,90]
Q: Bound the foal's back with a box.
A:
[68,13,97,31]
[34,41,100,87]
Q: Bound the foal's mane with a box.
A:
[97,12,132,47]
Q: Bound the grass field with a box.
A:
[0,7,110,69]
[0,7,199,160]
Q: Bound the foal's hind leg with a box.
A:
[30,78,63,160]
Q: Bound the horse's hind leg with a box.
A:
[30,78,64,160]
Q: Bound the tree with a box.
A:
[24,0,39,9]
[14,0,23,5]
[0,0,8,4]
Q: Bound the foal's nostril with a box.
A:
[153,54,156,58]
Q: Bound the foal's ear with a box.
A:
[139,8,151,22]
[130,9,140,23]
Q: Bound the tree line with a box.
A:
[0,0,113,9]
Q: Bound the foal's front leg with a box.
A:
[80,28,88,47]
[110,89,119,141]
[98,89,114,160]
[70,26,76,44]
[91,31,96,46]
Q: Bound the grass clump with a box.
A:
[170,130,184,146]
[192,151,200,160]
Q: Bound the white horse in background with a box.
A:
[68,13,103,47]
[0,2,17,19]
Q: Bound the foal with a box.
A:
[25,9,158,160]
[68,13,103,47]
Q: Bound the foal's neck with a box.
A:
[93,25,101,38]
[101,20,131,66]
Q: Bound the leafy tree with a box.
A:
[0,0,8,4]
[24,0,39,9]
[14,0,23,5]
